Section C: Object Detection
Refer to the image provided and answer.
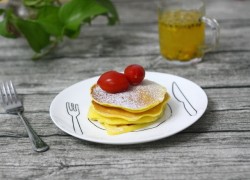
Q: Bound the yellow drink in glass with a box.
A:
[158,10,205,62]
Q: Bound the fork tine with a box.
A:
[1,82,10,105]
[0,83,5,104]
[5,81,14,104]
[66,102,70,111]
[71,103,74,111]
[9,81,19,103]
[76,104,80,112]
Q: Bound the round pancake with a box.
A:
[103,122,155,135]
[91,94,169,121]
[88,104,165,125]
[91,80,167,113]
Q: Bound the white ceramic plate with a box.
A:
[50,72,208,145]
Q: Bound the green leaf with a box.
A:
[64,26,81,38]
[96,0,119,25]
[0,20,16,38]
[23,0,43,6]
[0,9,5,15]
[0,0,119,59]
[14,19,50,53]
[23,0,54,7]
[0,10,18,38]
[59,0,108,31]
[36,6,64,36]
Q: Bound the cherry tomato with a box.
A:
[124,64,145,85]
[97,71,129,93]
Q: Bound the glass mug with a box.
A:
[158,0,220,64]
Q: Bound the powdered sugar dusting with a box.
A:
[91,80,167,110]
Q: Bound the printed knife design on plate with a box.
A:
[172,82,197,116]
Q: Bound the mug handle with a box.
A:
[201,17,220,53]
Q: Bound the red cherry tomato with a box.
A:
[97,71,129,93]
[124,64,145,85]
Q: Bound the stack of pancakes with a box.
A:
[88,80,170,135]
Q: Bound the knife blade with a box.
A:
[172,82,197,116]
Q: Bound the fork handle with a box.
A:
[17,112,49,152]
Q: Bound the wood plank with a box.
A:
[1,107,250,136]
[0,50,249,94]
[0,18,249,60]
[0,132,250,179]
[1,0,248,54]
[12,87,250,112]
[0,87,249,136]
[109,0,250,24]
[0,1,249,179]
[0,0,250,60]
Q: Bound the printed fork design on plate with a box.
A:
[0,81,49,152]
[66,102,83,134]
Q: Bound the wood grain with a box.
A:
[0,0,250,179]
[0,133,250,180]
[0,51,249,94]
[0,87,249,136]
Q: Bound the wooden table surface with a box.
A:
[0,0,250,179]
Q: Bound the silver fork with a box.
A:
[0,81,49,152]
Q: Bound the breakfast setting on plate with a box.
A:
[0,0,249,179]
